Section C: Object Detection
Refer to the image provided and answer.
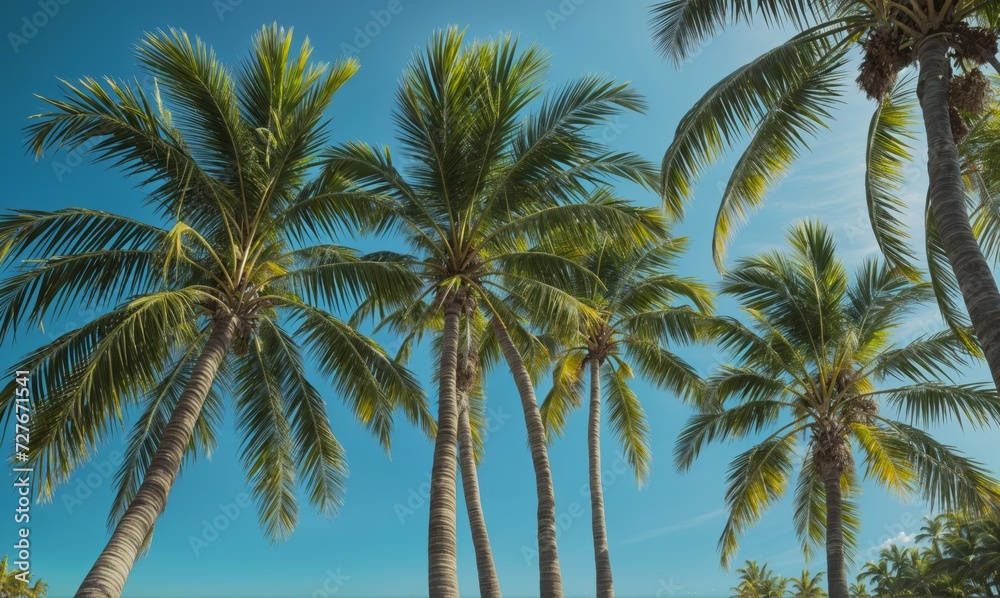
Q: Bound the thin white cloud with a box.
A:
[618,508,727,546]
[880,531,916,548]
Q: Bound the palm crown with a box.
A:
[677,221,1000,576]
[649,1,1000,354]
[1,23,429,559]
[541,235,713,481]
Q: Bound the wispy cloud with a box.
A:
[880,531,916,548]
[619,508,727,546]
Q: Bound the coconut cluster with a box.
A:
[951,68,992,114]
[846,396,879,427]
[857,25,914,101]
[811,419,854,478]
[951,22,999,65]
[456,347,479,394]
[948,69,992,143]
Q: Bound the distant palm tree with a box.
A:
[322,27,663,598]
[789,569,827,598]
[0,556,47,598]
[732,560,787,598]
[917,514,952,556]
[847,581,870,598]
[677,221,1000,598]
[540,236,712,598]
[1,26,428,598]
[649,0,1000,389]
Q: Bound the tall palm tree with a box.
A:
[790,569,828,598]
[0,556,47,598]
[540,236,712,598]
[676,221,1000,598]
[321,28,664,597]
[649,1,1000,389]
[0,26,428,598]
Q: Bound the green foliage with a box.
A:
[0,556,47,598]
[678,221,1000,568]
[858,511,1000,597]
[540,235,713,484]
[649,0,1000,326]
[1,24,427,546]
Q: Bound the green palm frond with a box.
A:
[258,320,347,518]
[658,33,838,242]
[288,301,428,446]
[234,335,299,543]
[877,420,1000,515]
[713,47,846,268]
[649,0,833,63]
[10,289,202,499]
[604,361,652,484]
[719,434,798,568]
[540,352,586,440]
[109,335,225,531]
[865,77,919,278]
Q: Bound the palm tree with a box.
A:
[732,560,788,598]
[847,581,870,598]
[540,236,712,598]
[789,569,828,598]
[859,558,894,596]
[0,556,47,598]
[917,513,952,556]
[455,323,502,598]
[321,28,664,597]
[676,221,1000,598]
[649,0,1000,389]
[0,26,428,597]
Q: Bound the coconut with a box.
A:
[951,23,999,65]
[811,420,854,477]
[950,69,992,114]
[857,26,913,101]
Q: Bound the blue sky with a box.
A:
[1,1,998,597]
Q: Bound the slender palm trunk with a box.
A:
[428,299,462,598]
[917,35,1000,390]
[490,318,563,598]
[823,469,849,598]
[457,393,502,598]
[76,315,238,598]
[588,359,614,598]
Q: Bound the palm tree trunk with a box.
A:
[428,299,462,598]
[76,315,238,598]
[823,469,849,598]
[917,35,1000,390]
[457,392,502,598]
[490,318,563,598]
[588,359,614,598]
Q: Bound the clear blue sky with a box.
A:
[1,1,997,597]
